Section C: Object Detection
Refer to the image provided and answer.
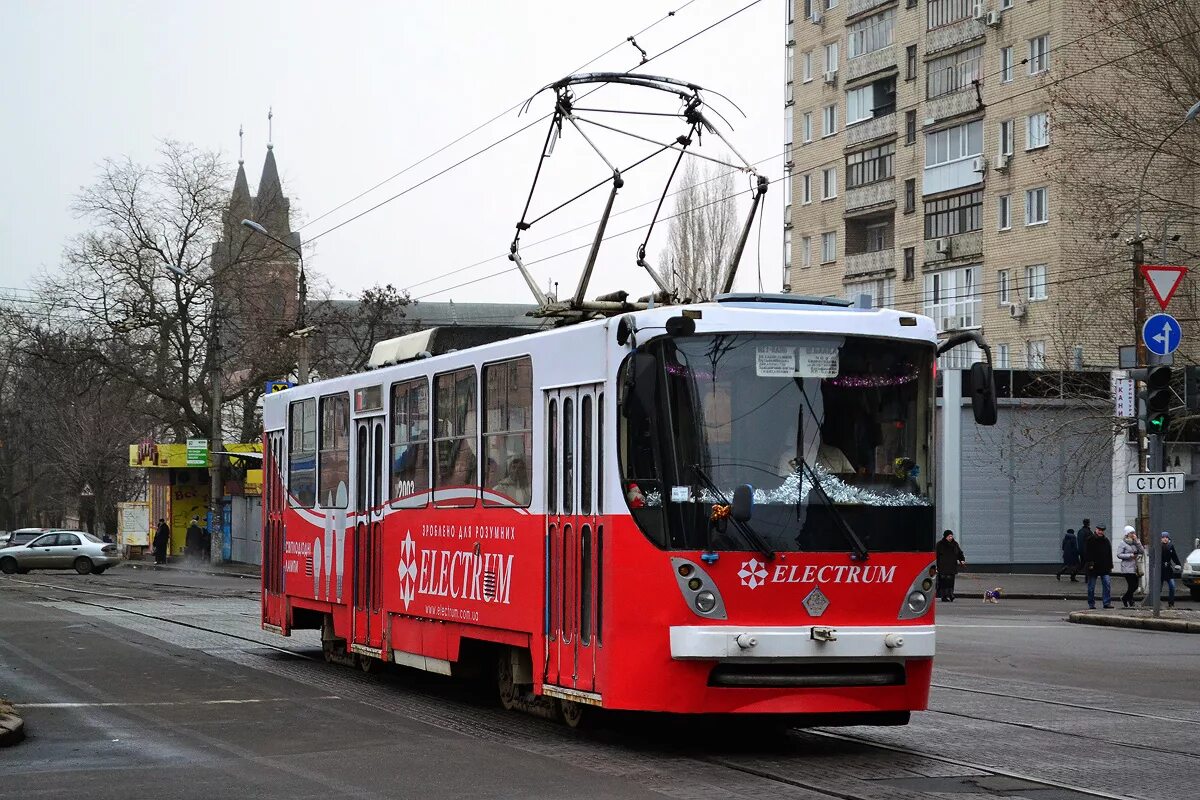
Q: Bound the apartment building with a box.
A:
[783,0,1124,370]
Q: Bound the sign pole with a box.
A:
[1147,434,1163,617]
[1131,239,1152,559]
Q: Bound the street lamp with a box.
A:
[240,218,309,385]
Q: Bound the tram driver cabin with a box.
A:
[260,293,996,726]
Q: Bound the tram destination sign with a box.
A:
[1126,472,1186,494]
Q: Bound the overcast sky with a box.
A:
[0,0,782,307]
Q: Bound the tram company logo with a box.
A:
[397,531,418,610]
[737,558,769,589]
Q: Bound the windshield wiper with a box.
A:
[793,380,869,561]
[690,464,774,561]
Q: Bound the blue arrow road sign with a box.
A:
[1143,313,1182,356]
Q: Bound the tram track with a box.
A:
[0,575,1157,800]
[931,679,1200,726]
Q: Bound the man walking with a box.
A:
[1083,523,1114,609]
[935,530,966,602]
[186,515,204,560]
[1057,527,1081,581]
[1076,519,1091,568]
[153,518,170,565]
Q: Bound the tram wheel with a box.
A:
[497,652,520,711]
[557,698,589,729]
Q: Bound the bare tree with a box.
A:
[658,159,738,302]
[309,283,413,377]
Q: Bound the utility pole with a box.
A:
[1131,235,1150,550]
[295,264,309,385]
[209,303,224,564]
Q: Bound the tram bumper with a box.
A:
[669,625,935,661]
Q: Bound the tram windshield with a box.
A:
[619,333,935,553]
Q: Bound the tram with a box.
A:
[260,293,996,726]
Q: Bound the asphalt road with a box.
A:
[1,567,1197,800]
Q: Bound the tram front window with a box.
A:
[619,333,935,553]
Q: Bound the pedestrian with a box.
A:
[935,530,966,602]
[1076,519,1091,566]
[1083,523,1114,609]
[1057,527,1081,581]
[186,515,203,560]
[1116,526,1143,608]
[1159,532,1183,608]
[153,518,170,565]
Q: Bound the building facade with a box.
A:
[782,0,1192,371]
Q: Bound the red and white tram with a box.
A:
[261,293,995,725]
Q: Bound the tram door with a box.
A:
[545,384,602,691]
[262,429,287,630]
[352,416,386,651]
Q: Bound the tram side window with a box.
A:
[482,357,532,508]
[288,398,317,508]
[391,378,430,507]
[433,367,478,506]
[317,394,350,508]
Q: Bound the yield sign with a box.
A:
[1140,264,1188,310]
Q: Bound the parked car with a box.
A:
[1181,538,1200,601]
[0,530,121,575]
[0,528,51,549]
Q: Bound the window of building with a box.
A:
[924,264,981,330]
[390,377,430,507]
[1025,187,1048,225]
[996,343,1010,369]
[924,120,983,168]
[824,41,839,74]
[903,246,915,281]
[927,45,983,99]
[847,75,897,124]
[906,44,917,81]
[999,119,1014,156]
[845,277,894,308]
[1025,264,1047,300]
[1000,46,1013,83]
[924,190,982,239]
[866,223,889,252]
[821,231,837,263]
[927,0,978,31]
[848,9,894,59]
[482,357,532,508]
[784,105,794,146]
[801,235,812,268]
[1029,34,1050,74]
[802,172,812,203]
[846,142,895,188]
[904,178,916,213]
[905,110,917,145]
[824,0,838,9]
[1027,111,1049,149]
[998,269,1010,304]
[317,394,350,508]
[783,171,792,217]
[822,166,838,199]
[1000,0,1013,8]
[433,367,478,506]
[784,228,792,272]
[802,111,813,143]
[998,193,1011,230]
[288,398,317,508]
[803,51,813,82]
[1026,340,1046,369]
[787,44,795,85]
[822,104,838,137]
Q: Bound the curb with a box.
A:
[1067,611,1200,633]
[0,702,25,747]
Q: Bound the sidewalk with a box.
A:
[1068,607,1200,634]
[117,558,260,580]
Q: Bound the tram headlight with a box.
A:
[921,578,933,591]
[687,577,703,591]
[898,562,937,620]
[678,563,694,577]
[695,590,718,613]
[907,591,927,610]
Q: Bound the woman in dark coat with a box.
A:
[153,518,170,565]
[935,530,966,602]
[1057,528,1081,581]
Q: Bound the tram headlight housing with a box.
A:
[898,562,936,620]
[695,590,718,613]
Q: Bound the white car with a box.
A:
[0,530,121,575]
[1181,540,1200,601]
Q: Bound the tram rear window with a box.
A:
[433,367,478,506]
[482,357,532,508]
[288,398,316,508]
[318,394,349,508]
[391,377,430,507]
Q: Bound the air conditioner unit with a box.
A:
[1009,303,1027,320]
[971,156,988,173]
[823,70,838,85]
[811,11,824,25]
[974,6,988,21]
[986,10,1002,26]
[995,153,1011,171]
[935,237,952,255]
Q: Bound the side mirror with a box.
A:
[969,362,998,426]
[732,484,754,522]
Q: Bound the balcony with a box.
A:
[925,90,978,124]
[923,230,982,264]
[845,179,896,212]
[927,18,986,55]
[847,0,893,18]
[847,112,897,146]
[845,248,895,277]
[846,46,897,82]
[923,158,984,196]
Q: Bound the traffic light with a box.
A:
[1141,365,1172,435]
